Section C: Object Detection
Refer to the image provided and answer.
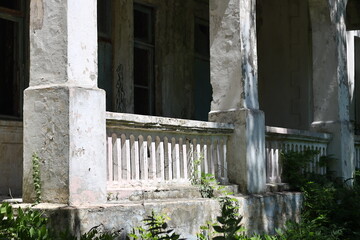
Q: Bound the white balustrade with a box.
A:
[106,112,234,190]
[265,126,332,184]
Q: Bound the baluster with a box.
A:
[187,139,195,181]
[149,136,156,180]
[170,137,179,180]
[179,138,184,179]
[207,138,213,175]
[164,137,170,180]
[124,136,131,180]
[196,139,202,179]
[130,135,139,180]
[156,136,165,180]
[211,139,217,178]
[202,139,208,174]
[116,135,121,182]
[265,141,270,183]
[182,138,188,179]
[139,135,148,180]
[107,135,113,182]
[215,139,221,180]
[222,138,228,183]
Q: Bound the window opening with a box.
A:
[354,37,360,134]
[134,4,155,115]
[194,18,211,121]
[98,0,113,111]
[0,0,26,119]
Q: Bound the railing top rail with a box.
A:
[266,126,332,143]
[106,112,234,135]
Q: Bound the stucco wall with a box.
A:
[257,0,312,130]
[112,0,209,119]
[0,120,22,197]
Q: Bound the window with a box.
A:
[0,0,27,119]
[98,0,113,111]
[194,18,211,121]
[133,4,155,115]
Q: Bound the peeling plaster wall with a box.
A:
[0,121,22,197]
[40,192,302,238]
[257,0,312,130]
[113,0,209,119]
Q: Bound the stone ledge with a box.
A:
[266,126,332,143]
[106,112,234,134]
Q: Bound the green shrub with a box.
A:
[127,211,181,240]
[0,202,50,240]
[0,202,121,240]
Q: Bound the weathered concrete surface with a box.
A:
[23,87,106,205]
[210,0,258,111]
[24,0,107,204]
[106,185,239,201]
[0,120,22,197]
[309,0,354,181]
[27,192,301,239]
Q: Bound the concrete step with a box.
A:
[107,184,239,202]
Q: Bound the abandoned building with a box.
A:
[1,0,360,237]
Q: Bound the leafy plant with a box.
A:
[32,152,42,204]
[0,202,50,239]
[198,173,219,198]
[127,211,181,240]
[281,150,322,190]
[212,196,245,240]
[0,202,121,240]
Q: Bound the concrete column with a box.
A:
[309,0,355,181]
[209,0,266,193]
[23,0,106,205]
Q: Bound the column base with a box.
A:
[23,86,106,205]
[209,108,266,194]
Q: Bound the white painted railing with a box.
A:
[355,136,360,169]
[265,126,332,184]
[106,112,234,190]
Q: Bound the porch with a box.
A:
[103,113,334,198]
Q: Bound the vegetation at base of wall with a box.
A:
[0,202,121,240]
[2,150,360,239]
[127,211,181,240]
[190,155,226,198]
[32,153,42,204]
[281,150,360,240]
[0,202,50,239]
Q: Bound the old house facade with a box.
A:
[1,0,360,236]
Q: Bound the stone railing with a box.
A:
[106,112,234,190]
[355,136,360,169]
[265,126,332,184]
